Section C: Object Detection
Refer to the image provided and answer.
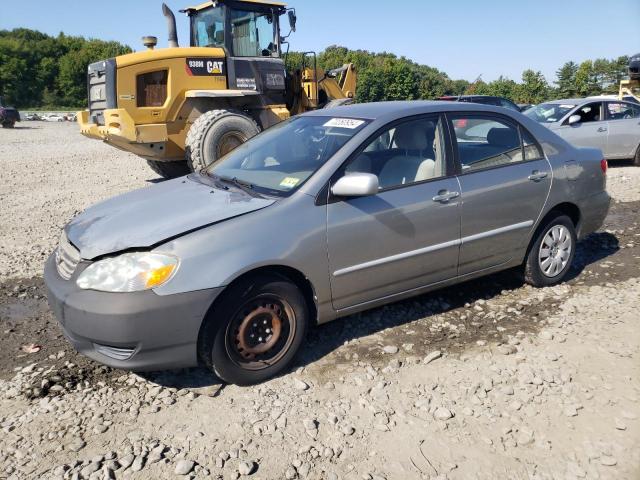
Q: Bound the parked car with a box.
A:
[44,114,65,122]
[525,98,640,165]
[437,95,522,112]
[45,101,610,385]
[0,96,20,128]
[24,113,42,121]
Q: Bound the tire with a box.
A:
[146,159,191,179]
[185,109,260,173]
[524,214,576,287]
[634,144,640,167]
[200,274,309,385]
[2,121,15,128]
[323,98,354,109]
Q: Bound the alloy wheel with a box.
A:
[538,225,572,278]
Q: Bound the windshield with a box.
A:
[191,6,225,47]
[525,103,576,123]
[207,116,370,196]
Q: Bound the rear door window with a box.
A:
[606,102,640,120]
[450,115,526,172]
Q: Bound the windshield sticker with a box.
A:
[280,177,301,188]
[323,118,365,129]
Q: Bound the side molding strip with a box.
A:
[332,220,534,277]
[460,220,533,244]
[333,239,461,277]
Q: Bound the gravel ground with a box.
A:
[0,123,639,480]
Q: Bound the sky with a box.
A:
[2,0,639,83]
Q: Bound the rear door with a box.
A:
[449,113,552,275]
[604,101,640,158]
[555,101,608,152]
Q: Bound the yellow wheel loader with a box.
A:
[78,0,356,178]
[618,53,640,104]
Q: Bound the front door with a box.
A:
[604,101,640,158]
[448,113,552,275]
[554,101,608,151]
[326,115,461,310]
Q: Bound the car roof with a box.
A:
[543,97,636,106]
[303,100,519,120]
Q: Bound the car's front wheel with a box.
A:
[201,274,309,385]
[524,214,576,287]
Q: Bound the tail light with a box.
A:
[600,158,608,174]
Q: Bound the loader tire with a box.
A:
[2,121,15,128]
[185,109,260,173]
[146,159,190,179]
[323,98,354,109]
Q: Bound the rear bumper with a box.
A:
[44,254,223,371]
[578,190,611,239]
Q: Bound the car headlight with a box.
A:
[76,252,178,292]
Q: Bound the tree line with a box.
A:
[0,28,631,108]
[289,46,630,105]
[0,29,131,108]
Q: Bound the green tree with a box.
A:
[0,28,130,108]
[555,61,578,98]
[518,69,549,103]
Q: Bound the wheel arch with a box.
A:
[525,202,581,261]
[196,264,318,368]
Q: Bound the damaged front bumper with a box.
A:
[44,254,222,371]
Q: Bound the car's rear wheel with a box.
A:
[524,214,576,287]
[201,274,308,385]
[634,144,640,166]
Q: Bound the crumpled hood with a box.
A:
[65,174,275,259]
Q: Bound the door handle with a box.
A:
[432,190,460,203]
[597,126,607,132]
[528,170,548,181]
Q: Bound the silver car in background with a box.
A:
[45,101,610,385]
[525,97,640,166]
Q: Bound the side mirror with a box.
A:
[287,10,297,32]
[568,114,581,125]
[331,173,379,197]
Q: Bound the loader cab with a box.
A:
[188,0,286,58]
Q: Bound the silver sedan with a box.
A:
[45,101,610,385]
[525,97,640,166]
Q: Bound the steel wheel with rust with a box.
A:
[202,274,309,385]
[226,296,297,370]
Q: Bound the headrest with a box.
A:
[394,122,432,150]
[487,127,519,148]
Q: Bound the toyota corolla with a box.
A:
[45,101,610,385]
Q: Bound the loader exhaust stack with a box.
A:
[162,3,179,48]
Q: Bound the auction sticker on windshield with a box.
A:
[323,118,365,129]
[280,177,301,188]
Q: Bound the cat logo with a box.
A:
[185,58,225,76]
[207,61,223,74]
